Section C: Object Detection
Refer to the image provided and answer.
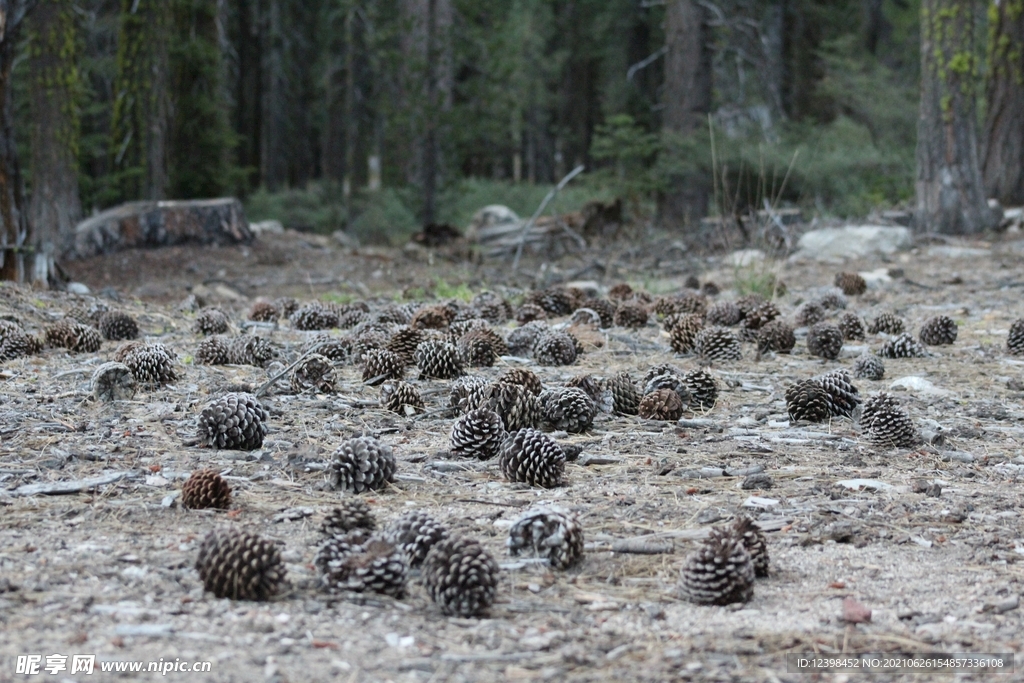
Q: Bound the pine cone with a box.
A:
[669,314,705,354]
[305,334,353,363]
[362,348,405,385]
[735,294,766,319]
[228,334,275,367]
[194,308,230,335]
[378,303,417,325]
[380,381,425,415]
[684,275,701,290]
[694,326,742,362]
[383,511,450,567]
[423,536,500,617]
[197,392,268,451]
[731,516,769,578]
[742,301,780,330]
[532,287,575,316]
[322,499,376,536]
[1009,319,1024,355]
[785,380,832,422]
[675,292,708,317]
[539,387,595,433]
[181,469,232,510]
[506,321,548,356]
[352,328,391,359]
[291,354,336,393]
[386,327,426,365]
[613,303,648,329]
[46,320,102,353]
[566,374,613,413]
[579,298,616,327]
[477,381,542,431]
[448,375,491,414]
[606,283,633,302]
[451,408,506,459]
[756,320,796,355]
[291,304,339,331]
[679,528,754,606]
[415,340,464,379]
[604,372,640,415]
[860,392,918,448]
[98,311,139,341]
[195,529,285,601]
[638,388,684,421]
[853,353,885,380]
[195,336,230,365]
[878,333,927,358]
[248,301,279,322]
[274,297,300,318]
[410,305,454,330]
[794,302,825,327]
[497,368,543,395]
[507,506,584,570]
[815,287,848,310]
[834,271,867,296]
[868,311,905,335]
[457,327,503,367]
[919,315,957,346]
[0,320,40,360]
[334,304,369,329]
[91,361,137,401]
[121,342,177,384]
[682,369,719,410]
[837,312,866,341]
[515,303,547,325]
[65,302,107,325]
[705,301,742,327]
[807,323,844,360]
[314,536,407,597]
[643,372,691,404]
[472,293,512,325]
[533,331,577,366]
[328,436,396,493]
[498,428,566,487]
[702,281,720,296]
[816,368,861,418]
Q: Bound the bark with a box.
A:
[28,0,81,283]
[261,0,287,190]
[658,0,712,230]
[915,0,995,234]
[110,0,171,202]
[231,0,263,189]
[981,0,1024,205]
[781,0,828,121]
[0,0,36,282]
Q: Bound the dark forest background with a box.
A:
[5,0,1024,264]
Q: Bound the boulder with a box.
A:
[72,198,252,259]
[790,225,912,262]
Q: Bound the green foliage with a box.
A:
[349,189,420,246]
[245,183,347,233]
[433,278,473,301]
[733,263,786,300]
[590,114,662,203]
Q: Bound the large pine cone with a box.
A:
[498,428,566,488]
[314,536,407,597]
[181,469,232,510]
[669,314,705,354]
[475,381,542,431]
[386,327,427,366]
[815,368,861,418]
[46,320,102,353]
[705,301,742,327]
[860,392,918,448]
[328,437,396,493]
[98,311,139,341]
[291,304,339,331]
[198,392,269,450]
[121,342,178,384]
[837,312,866,341]
[195,336,231,365]
[853,353,885,380]
[806,323,843,360]
[538,387,595,433]
[415,340,464,379]
[732,516,769,578]
[794,302,826,327]
[878,333,927,358]
[679,528,754,606]
[757,320,795,355]
[638,388,685,421]
[533,331,577,366]
[785,380,832,423]
[694,326,742,362]
[450,408,506,459]
[228,334,275,367]
[496,367,543,395]
[682,369,719,410]
[362,348,405,385]
[248,301,280,322]
[868,311,905,335]
[383,511,450,567]
[291,353,336,393]
[604,372,640,415]
[194,308,230,335]
[919,315,957,346]
[195,529,285,601]
[423,536,500,617]
[380,381,425,415]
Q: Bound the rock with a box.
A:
[723,249,765,267]
[926,245,990,258]
[889,376,951,397]
[250,220,284,235]
[466,205,521,242]
[66,282,91,295]
[72,197,252,259]
[842,597,872,623]
[332,230,360,248]
[791,225,912,262]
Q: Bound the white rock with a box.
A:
[889,376,951,396]
[791,225,912,262]
[67,282,91,295]
[836,479,893,491]
[926,245,989,258]
[250,219,284,235]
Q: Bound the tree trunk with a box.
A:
[0,0,36,282]
[915,0,994,234]
[658,0,712,230]
[231,0,263,191]
[981,0,1024,206]
[110,0,171,202]
[28,0,81,284]
[261,0,287,190]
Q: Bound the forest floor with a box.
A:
[3,228,1024,682]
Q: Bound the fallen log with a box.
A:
[72,197,253,259]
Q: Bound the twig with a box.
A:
[512,165,585,272]
[254,342,327,398]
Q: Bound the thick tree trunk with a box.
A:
[231,0,263,190]
[28,0,82,284]
[981,0,1024,206]
[111,0,171,202]
[0,0,36,282]
[658,0,712,230]
[261,0,287,191]
[915,0,994,234]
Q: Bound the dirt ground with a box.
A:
[4,228,1024,682]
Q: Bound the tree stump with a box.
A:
[71,198,253,259]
